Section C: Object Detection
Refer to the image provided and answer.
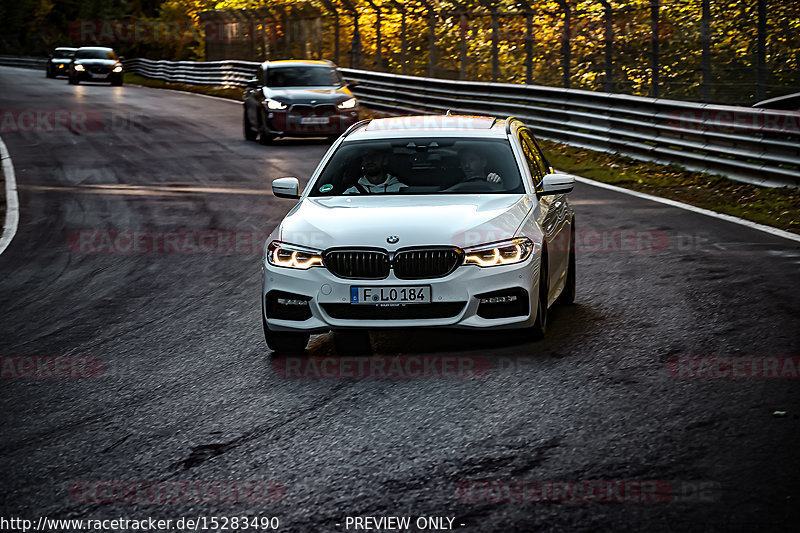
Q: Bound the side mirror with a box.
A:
[540,173,575,195]
[246,78,259,89]
[272,177,300,199]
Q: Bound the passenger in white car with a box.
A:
[344,150,408,194]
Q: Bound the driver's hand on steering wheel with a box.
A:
[486,172,501,184]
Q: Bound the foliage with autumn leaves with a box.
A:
[3,0,799,104]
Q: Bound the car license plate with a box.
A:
[300,116,329,125]
[90,72,107,79]
[351,286,431,305]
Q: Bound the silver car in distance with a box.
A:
[262,115,576,354]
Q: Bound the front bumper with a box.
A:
[262,254,541,332]
[264,106,359,137]
[72,69,122,82]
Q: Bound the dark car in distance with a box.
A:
[243,60,359,143]
[46,47,77,78]
[68,47,124,86]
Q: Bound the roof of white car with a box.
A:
[346,115,511,141]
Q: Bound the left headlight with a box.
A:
[337,97,357,109]
[463,238,535,267]
[267,241,323,270]
[266,99,288,110]
[112,65,123,73]
[74,64,85,71]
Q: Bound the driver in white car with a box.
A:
[458,149,503,185]
[344,150,407,194]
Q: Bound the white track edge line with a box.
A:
[570,174,800,243]
[0,135,19,256]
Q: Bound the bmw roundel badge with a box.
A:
[387,235,399,244]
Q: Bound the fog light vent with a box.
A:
[476,288,529,319]
[266,291,312,321]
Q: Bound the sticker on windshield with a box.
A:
[319,184,333,193]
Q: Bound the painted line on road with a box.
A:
[0,135,19,256]
[571,175,800,244]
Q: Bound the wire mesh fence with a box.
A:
[193,0,799,106]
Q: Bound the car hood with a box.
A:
[278,195,535,250]
[265,87,353,104]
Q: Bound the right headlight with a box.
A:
[267,241,323,269]
[74,64,85,72]
[463,238,534,267]
[337,97,357,109]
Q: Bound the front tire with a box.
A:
[111,77,123,86]
[557,220,576,305]
[263,316,309,355]
[243,106,258,141]
[530,255,549,340]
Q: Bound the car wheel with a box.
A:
[257,111,275,144]
[557,220,576,305]
[46,69,54,79]
[530,255,549,340]
[111,78,123,86]
[333,330,372,356]
[243,107,258,141]
[263,316,309,355]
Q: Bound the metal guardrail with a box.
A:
[0,56,48,69]
[3,56,797,188]
[123,58,258,88]
[339,69,800,189]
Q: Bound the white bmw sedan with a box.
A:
[262,115,576,354]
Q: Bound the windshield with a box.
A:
[53,49,76,59]
[266,66,341,88]
[309,138,525,196]
[75,49,117,60]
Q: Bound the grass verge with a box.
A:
[124,73,244,101]
[120,75,800,235]
[538,139,800,235]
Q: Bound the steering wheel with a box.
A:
[444,178,502,193]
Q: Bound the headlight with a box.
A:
[337,97,357,109]
[266,99,288,110]
[463,238,534,267]
[74,64,85,72]
[267,241,323,269]
[112,65,123,73]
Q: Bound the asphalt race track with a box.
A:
[1,66,799,533]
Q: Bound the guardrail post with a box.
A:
[340,0,361,69]
[756,0,767,101]
[491,8,499,82]
[460,12,469,80]
[556,0,572,89]
[366,0,383,71]
[320,0,340,64]
[701,0,711,102]
[525,9,534,85]
[650,0,660,98]
[478,0,499,82]
[389,0,408,74]
[425,1,438,77]
[600,0,614,93]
